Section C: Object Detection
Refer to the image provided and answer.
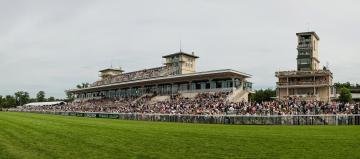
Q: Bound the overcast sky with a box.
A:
[0,0,359,98]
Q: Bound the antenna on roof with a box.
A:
[306,22,311,32]
[179,40,182,52]
[326,61,330,69]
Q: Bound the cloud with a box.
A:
[0,0,359,98]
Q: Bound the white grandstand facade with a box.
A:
[67,51,253,102]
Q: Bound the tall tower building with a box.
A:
[296,32,320,71]
[162,51,199,75]
[275,31,334,102]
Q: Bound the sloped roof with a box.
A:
[99,68,124,73]
[25,101,66,107]
[162,51,199,58]
[296,31,320,40]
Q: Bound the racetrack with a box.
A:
[0,112,359,159]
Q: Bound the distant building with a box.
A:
[335,88,360,102]
[68,51,253,102]
[351,89,360,101]
[275,32,335,102]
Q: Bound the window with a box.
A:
[299,51,310,55]
[297,58,310,65]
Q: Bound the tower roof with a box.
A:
[99,68,124,73]
[296,31,320,40]
[162,51,199,58]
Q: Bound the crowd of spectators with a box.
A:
[91,67,168,86]
[14,92,360,116]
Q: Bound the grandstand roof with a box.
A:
[296,31,320,40]
[68,69,251,93]
[99,68,124,73]
[162,51,199,58]
[25,101,66,107]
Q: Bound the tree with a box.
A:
[356,83,360,88]
[14,91,30,106]
[0,95,3,108]
[77,83,90,89]
[28,98,37,103]
[3,95,17,108]
[83,83,89,88]
[48,96,55,102]
[36,91,46,102]
[334,82,351,89]
[338,87,352,103]
[66,91,75,102]
[251,89,276,103]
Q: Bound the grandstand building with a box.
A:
[275,32,335,102]
[68,51,253,102]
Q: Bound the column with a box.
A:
[209,79,215,90]
[241,79,244,90]
[313,76,316,96]
[155,84,159,95]
[188,81,192,92]
[231,77,235,92]
[286,77,289,97]
[171,83,175,94]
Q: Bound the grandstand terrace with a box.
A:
[67,51,253,102]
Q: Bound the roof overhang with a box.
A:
[99,68,123,73]
[162,52,199,58]
[25,101,66,106]
[296,32,320,40]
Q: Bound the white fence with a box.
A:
[19,111,360,125]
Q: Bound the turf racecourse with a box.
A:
[0,112,359,159]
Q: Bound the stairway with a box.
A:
[132,94,152,104]
[227,89,249,103]
[181,92,198,99]
[149,95,170,104]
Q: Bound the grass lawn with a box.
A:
[0,112,359,159]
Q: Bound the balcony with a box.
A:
[299,39,311,43]
[163,58,186,64]
[287,94,320,100]
[275,70,332,77]
[277,81,330,88]
[297,44,312,48]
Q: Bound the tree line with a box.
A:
[334,82,360,89]
[0,83,90,109]
[0,91,62,109]
[334,82,358,103]
[250,89,276,103]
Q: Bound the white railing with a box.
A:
[178,88,233,94]
[14,111,360,125]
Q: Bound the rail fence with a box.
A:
[20,111,360,125]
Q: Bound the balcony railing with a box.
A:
[178,88,233,94]
[277,81,330,86]
[297,44,312,48]
[275,70,332,77]
[163,58,186,64]
[299,38,311,42]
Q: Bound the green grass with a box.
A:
[0,112,359,159]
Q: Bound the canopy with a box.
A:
[24,101,66,107]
